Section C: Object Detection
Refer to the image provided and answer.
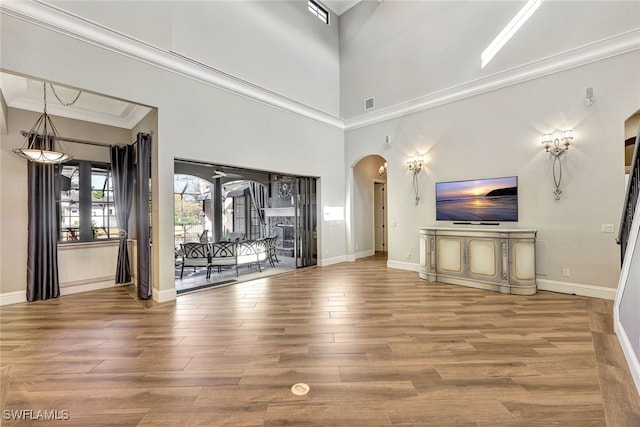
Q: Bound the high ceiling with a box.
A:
[323,0,362,16]
[0,1,363,128]
[1,0,637,128]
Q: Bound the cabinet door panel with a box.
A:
[437,238,462,272]
[468,239,497,277]
[513,241,535,280]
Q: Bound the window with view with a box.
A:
[308,0,329,24]
[58,161,118,242]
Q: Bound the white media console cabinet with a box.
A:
[418,227,537,295]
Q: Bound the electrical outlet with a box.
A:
[405,252,411,260]
[562,268,570,277]
[355,244,359,250]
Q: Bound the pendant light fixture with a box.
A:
[12,82,73,164]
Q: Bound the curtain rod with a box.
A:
[20,131,132,148]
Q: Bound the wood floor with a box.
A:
[1,255,639,426]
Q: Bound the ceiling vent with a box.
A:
[364,97,375,111]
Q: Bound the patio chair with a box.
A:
[179,242,211,279]
[209,241,237,274]
[265,236,279,267]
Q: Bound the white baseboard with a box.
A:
[318,255,348,266]
[59,276,122,296]
[0,278,129,306]
[387,260,421,272]
[614,320,640,396]
[536,279,616,300]
[355,250,375,260]
[153,287,177,303]
[0,290,26,306]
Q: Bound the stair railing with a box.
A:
[617,125,640,263]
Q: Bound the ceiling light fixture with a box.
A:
[12,83,73,164]
[379,162,388,175]
[481,0,542,69]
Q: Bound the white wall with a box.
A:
[339,0,640,119]
[50,0,341,116]
[346,52,640,294]
[0,6,346,302]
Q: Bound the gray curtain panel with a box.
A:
[110,144,135,284]
[26,135,60,301]
[135,133,151,300]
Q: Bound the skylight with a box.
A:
[481,0,543,69]
[308,0,330,25]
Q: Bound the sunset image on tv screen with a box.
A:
[435,176,518,222]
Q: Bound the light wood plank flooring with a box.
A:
[1,255,639,426]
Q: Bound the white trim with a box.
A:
[60,275,116,288]
[7,97,151,130]
[614,195,640,396]
[354,249,375,259]
[0,279,132,306]
[153,287,177,303]
[0,1,343,130]
[0,290,26,306]
[616,321,640,396]
[2,3,638,132]
[345,29,640,130]
[536,278,616,300]
[318,255,348,266]
[387,260,421,272]
[59,278,126,296]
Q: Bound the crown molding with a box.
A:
[7,96,151,129]
[2,2,638,133]
[0,1,345,130]
[345,29,640,131]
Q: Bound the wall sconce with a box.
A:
[406,154,425,205]
[406,155,424,173]
[378,162,387,175]
[541,130,574,200]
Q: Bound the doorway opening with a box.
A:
[352,154,388,260]
[173,159,317,294]
[374,182,387,255]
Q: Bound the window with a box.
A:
[58,161,118,242]
[308,0,329,24]
[233,196,246,236]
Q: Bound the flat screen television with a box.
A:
[435,176,518,222]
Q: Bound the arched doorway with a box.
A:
[353,154,388,258]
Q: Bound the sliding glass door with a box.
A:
[295,177,317,268]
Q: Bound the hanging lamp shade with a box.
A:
[12,83,72,164]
